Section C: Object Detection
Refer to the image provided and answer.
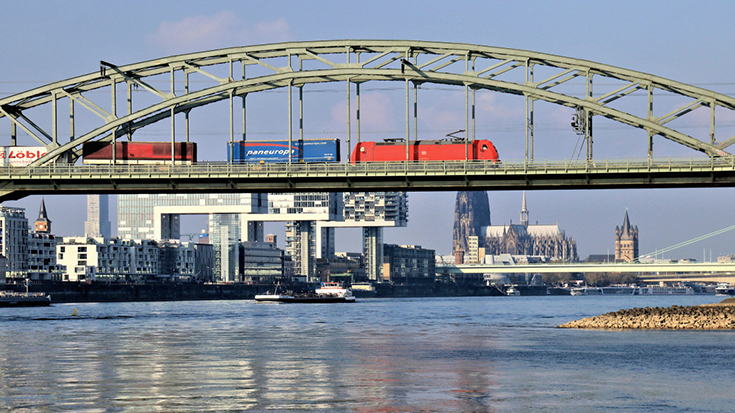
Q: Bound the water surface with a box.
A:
[0,295,732,412]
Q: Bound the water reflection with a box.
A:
[0,296,733,412]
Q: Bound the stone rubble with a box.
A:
[559,299,735,330]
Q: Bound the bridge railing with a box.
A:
[2,157,735,177]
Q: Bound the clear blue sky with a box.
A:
[2,1,735,260]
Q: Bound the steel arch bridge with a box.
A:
[2,39,735,200]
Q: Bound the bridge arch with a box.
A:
[1,40,734,165]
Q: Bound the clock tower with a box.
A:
[34,198,51,234]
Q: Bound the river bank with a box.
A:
[559,298,735,329]
[2,281,553,303]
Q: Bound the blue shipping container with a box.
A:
[228,139,341,163]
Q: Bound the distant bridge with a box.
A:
[442,262,735,284]
[3,40,735,201]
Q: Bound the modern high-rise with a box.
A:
[269,193,340,280]
[321,192,409,281]
[117,193,267,282]
[0,206,29,280]
[116,191,408,283]
[85,194,111,238]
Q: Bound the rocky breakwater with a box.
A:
[559,298,735,330]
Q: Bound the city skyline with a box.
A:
[3,2,735,260]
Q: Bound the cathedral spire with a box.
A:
[520,191,529,228]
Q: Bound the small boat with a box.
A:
[570,286,604,296]
[254,283,294,302]
[505,286,521,296]
[0,291,52,307]
[601,286,638,295]
[715,283,734,296]
[350,282,377,298]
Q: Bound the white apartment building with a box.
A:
[28,233,59,281]
[57,237,193,282]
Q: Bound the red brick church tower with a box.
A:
[34,198,52,233]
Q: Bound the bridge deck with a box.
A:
[1,157,734,201]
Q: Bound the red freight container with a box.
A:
[351,139,499,163]
[82,141,197,164]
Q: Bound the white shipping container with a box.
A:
[0,146,48,166]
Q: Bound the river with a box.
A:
[1,294,733,412]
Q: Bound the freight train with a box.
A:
[350,139,499,163]
[79,137,499,165]
[82,142,197,164]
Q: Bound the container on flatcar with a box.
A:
[82,141,197,164]
[228,138,340,163]
[0,146,48,166]
[350,139,499,163]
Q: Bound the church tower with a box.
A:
[615,210,638,262]
[452,191,491,257]
[520,191,529,228]
[34,198,51,233]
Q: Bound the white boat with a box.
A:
[254,283,294,302]
[314,282,356,302]
[570,286,604,296]
[350,282,377,298]
[254,292,294,302]
[601,286,638,295]
[505,286,521,296]
[715,283,734,296]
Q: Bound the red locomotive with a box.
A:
[83,141,197,164]
[350,139,499,163]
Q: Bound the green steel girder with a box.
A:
[2,158,735,202]
[2,40,734,165]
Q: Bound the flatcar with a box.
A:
[350,139,499,163]
[83,141,197,164]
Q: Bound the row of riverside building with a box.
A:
[0,192,436,286]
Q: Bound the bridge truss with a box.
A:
[2,40,735,200]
